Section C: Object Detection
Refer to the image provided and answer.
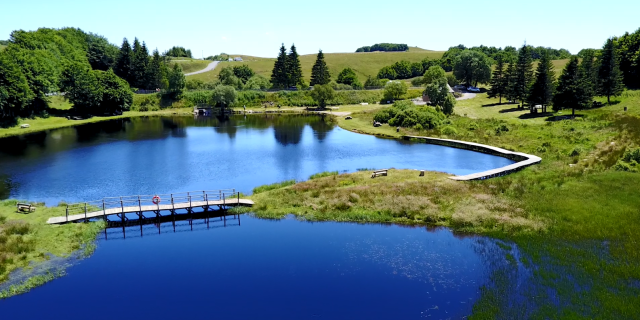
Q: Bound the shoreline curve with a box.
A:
[403,135,542,181]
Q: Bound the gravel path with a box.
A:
[456,92,477,100]
[185,61,219,76]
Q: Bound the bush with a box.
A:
[388,106,445,129]
[410,77,424,87]
[365,76,385,88]
[186,79,205,90]
[614,147,640,172]
[252,180,296,194]
[494,123,509,135]
[441,126,458,136]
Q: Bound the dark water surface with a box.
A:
[0,115,519,319]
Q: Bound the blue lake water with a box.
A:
[0,115,518,318]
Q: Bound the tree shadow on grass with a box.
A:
[499,107,527,113]
[517,112,555,120]
[482,101,519,107]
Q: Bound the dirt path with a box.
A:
[185,61,219,76]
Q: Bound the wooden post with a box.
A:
[171,194,174,211]
[237,191,240,204]
[66,206,69,222]
[84,203,87,221]
[103,200,106,221]
[138,196,142,212]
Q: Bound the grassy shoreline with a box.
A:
[247,92,640,318]
[0,200,104,299]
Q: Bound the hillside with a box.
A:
[169,58,211,74]
[188,50,445,83]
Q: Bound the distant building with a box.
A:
[234,57,243,61]
[228,58,233,62]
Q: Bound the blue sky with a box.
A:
[1,0,638,58]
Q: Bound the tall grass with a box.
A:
[252,180,296,195]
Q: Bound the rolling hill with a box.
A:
[188,49,445,83]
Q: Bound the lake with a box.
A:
[0,115,520,319]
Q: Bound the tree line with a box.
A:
[487,40,625,115]
[356,43,409,53]
[164,46,192,58]
[0,27,187,124]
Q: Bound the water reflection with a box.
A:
[0,114,514,204]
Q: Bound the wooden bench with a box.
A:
[17,203,36,213]
[371,169,388,178]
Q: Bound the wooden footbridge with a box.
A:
[47,189,254,224]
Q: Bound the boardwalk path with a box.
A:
[47,190,253,224]
[403,136,542,181]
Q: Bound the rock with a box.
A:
[20,124,30,128]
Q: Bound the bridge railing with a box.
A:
[65,189,239,221]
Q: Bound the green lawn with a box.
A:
[189,50,446,84]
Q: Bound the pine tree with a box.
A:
[487,53,507,104]
[114,38,133,84]
[270,44,289,89]
[513,45,534,106]
[146,49,165,90]
[527,52,555,112]
[504,59,517,103]
[310,50,331,86]
[287,44,302,87]
[578,49,597,100]
[553,56,591,116]
[597,38,625,104]
[131,39,150,89]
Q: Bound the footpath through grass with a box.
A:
[250,91,640,318]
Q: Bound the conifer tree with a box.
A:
[597,38,625,104]
[487,53,507,104]
[513,45,534,106]
[553,56,591,116]
[504,59,517,103]
[287,44,302,87]
[270,44,289,89]
[578,49,597,100]
[527,52,555,112]
[146,49,165,89]
[310,50,331,86]
[114,38,133,84]
[131,39,150,89]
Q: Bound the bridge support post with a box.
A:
[102,200,106,221]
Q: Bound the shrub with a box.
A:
[568,147,582,157]
[410,77,424,87]
[468,123,479,130]
[614,147,640,172]
[494,123,510,135]
[441,126,458,136]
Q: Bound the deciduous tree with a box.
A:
[424,77,449,107]
[453,50,492,86]
[211,85,238,108]
[383,81,408,101]
[310,84,335,109]
[423,66,446,85]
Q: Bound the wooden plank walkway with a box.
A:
[47,190,254,224]
[403,135,542,181]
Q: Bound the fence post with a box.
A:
[103,200,106,221]
[237,191,240,204]
[120,196,124,214]
[138,196,142,212]
[84,203,87,221]
[66,206,69,222]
